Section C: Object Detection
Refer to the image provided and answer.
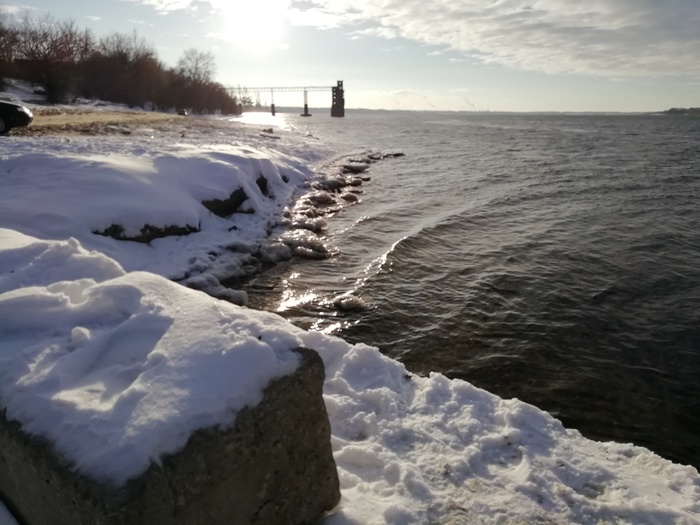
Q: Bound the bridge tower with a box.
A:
[331,80,345,117]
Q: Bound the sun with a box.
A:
[216,2,286,53]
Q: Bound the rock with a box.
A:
[342,163,369,174]
[292,245,329,260]
[0,347,340,525]
[94,223,199,243]
[293,216,328,233]
[341,192,359,203]
[255,174,270,197]
[333,294,368,311]
[201,187,249,217]
[312,178,346,192]
[306,192,336,206]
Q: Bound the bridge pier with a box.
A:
[301,90,311,117]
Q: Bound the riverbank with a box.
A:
[1,109,699,524]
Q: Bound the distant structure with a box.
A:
[331,81,344,117]
[229,81,345,117]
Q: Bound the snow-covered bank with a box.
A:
[1,119,699,524]
[0,231,302,484]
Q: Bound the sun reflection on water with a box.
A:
[238,112,293,129]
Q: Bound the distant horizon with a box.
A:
[240,105,683,115]
[0,77,688,116]
[2,1,699,112]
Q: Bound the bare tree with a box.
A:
[15,13,92,64]
[13,12,94,101]
[80,30,162,106]
[0,13,17,62]
[98,30,154,64]
[3,11,237,113]
[0,13,18,87]
[177,48,216,84]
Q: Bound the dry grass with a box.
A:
[10,109,186,136]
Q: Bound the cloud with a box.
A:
[285,6,344,28]
[128,0,194,11]
[349,25,400,39]
[0,4,36,14]
[128,0,291,15]
[281,0,700,79]
[356,88,485,111]
[124,0,700,78]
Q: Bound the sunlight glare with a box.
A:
[218,1,287,52]
[238,112,292,128]
[278,290,318,312]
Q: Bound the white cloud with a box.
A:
[284,6,342,28]
[285,0,700,79]
[349,25,400,39]
[364,88,480,111]
[0,4,36,14]
[126,0,194,11]
[124,0,700,79]
[128,0,292,14]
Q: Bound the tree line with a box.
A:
[0,12,241,114]
[662,107,700,116]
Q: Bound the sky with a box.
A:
[1,84,699,522]
[2,2,699,112]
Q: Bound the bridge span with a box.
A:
[228,80,344,117]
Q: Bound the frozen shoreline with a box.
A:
[1,109,700,523]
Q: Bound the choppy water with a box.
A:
[246,110,700,468]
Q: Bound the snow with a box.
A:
[0,134,316,282]
[1,95,699,524]
[0,236,301,485]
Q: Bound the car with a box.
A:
[0,100,33,135]
[177,108,188,116]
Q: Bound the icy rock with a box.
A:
[0,347,340,525]
[201,187,249,217]
[341,192,359,203]
[333,293,368,311]
[93,223,199,243]
[312,178,347,192]
[342,163,369,174]
[306,191,336,206]
[293,216,328,233]
[259,242,292,264]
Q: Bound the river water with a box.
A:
[243,110,700,469]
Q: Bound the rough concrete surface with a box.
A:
[0,347,340,525]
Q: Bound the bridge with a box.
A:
[228,80,345,117]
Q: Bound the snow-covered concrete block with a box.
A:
[0,347,340,525]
